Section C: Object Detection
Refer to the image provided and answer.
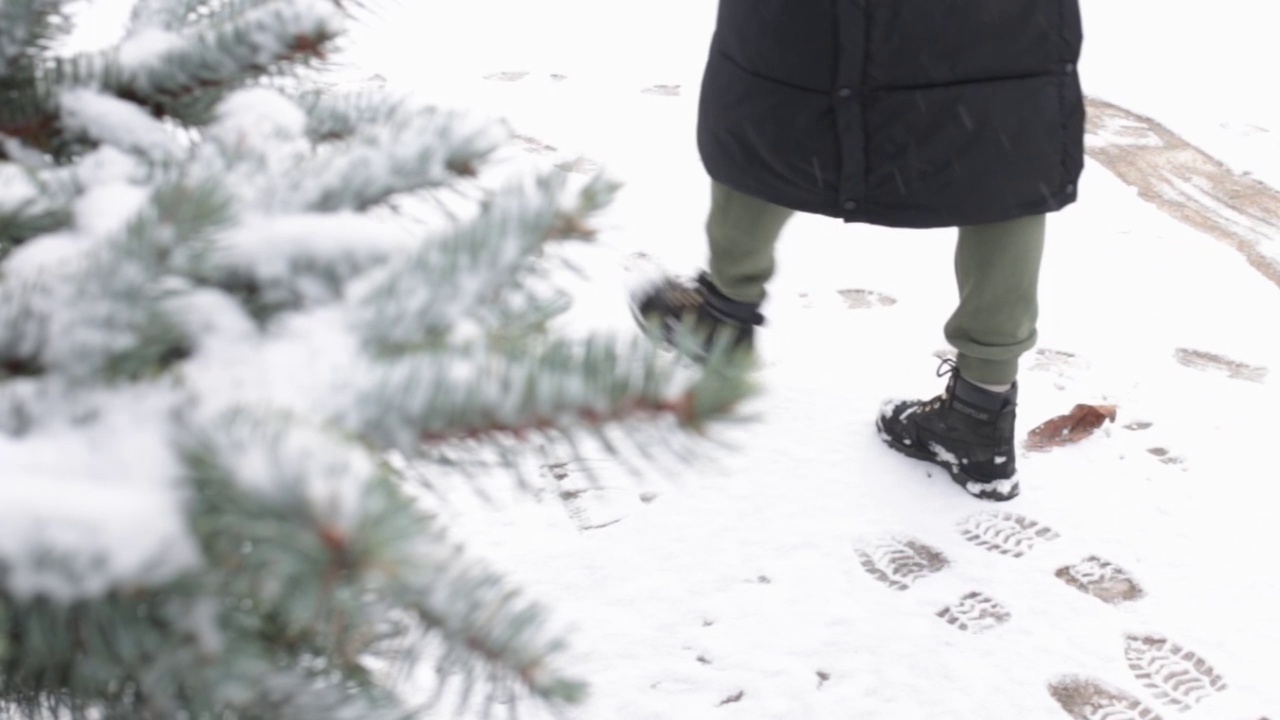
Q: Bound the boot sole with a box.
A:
[875,418,1020,502]
[628,305,708,362]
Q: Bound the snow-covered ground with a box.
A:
[47,1,1280,717]
[1078,0,1280,189]
[338,2,1280,719]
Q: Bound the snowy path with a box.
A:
[397,90,1280,720]
[1086,98,1280,291]
[33,1,1279,718]
[338,3,1280,718]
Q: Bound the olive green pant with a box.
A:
[706,181,1044,386]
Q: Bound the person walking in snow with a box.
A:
[632,1,1085,501]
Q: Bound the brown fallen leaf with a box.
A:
[1025,404,1117,451]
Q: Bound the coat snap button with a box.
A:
[1066,183,1076,194]
[837,87,853,98]
[842,200,857,210]
[1064,62,1075,74]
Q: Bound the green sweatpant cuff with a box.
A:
[956,352,1023,387]
[706,181,794,304]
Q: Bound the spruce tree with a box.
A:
[0,1,753,717]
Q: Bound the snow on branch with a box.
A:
[400,545,588,708]
[112,0,346,120]
[0,160,69,256]
[0,176,233,381]
[284,106,509,212]
[349,174,562,350]
[59,88,182,161]
[343,334,754,455]
[177,406,586,709]
[0,0,72,73]
[349,169,619,353]
[203,211,421,317]
[128,0,289,34]
[0,388,199,601]
[127,0,197,32]
[293,88,416,142]
[0,1,749,715]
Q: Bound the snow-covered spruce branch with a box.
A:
[0,161,71,257]
[281,106,509,212]
[107,0,346,123]
[202,670,411,720]
[172,86,511,218]
[472,280,574,342]
[0,88,58,153]
[59,89,183,162]
[176,408,585,710]
[0,0,72,73]
[0,201,67,260]
[0,176,232,381]
[344,334,756,454]
[0,590,413,720]
[1,1,755,716]
[352,171,619,351]
[0,0,348,151]
[2,398,590,718]
[128,0,333,36]
[127,0,205,32]
[293,88,415,143]
[198,211,421,319]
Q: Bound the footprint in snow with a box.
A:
[1124,633,1228,712]
[513,133,558,157]
[1220,120,1271,137]
[1056,555,1146,605]
[554,156,601,174]
[483,70,530,82]
[717,690,745,706]
[511,134,601,174]
[936,591,1011,634]
[1050,635,1234,720]
[1030,348,1090,376]
[854,536,949,591]
[482,71,569,85]
[1174,348,1268,383]
[641,84,681,96]
[838,288,897,309]
[1049,676,1165,720]
[1145,447,1185,466]
[543,461,647,532]
[1030,347,1090,389]
[958,511,1060,558]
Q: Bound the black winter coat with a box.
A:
[696,0,1085,229]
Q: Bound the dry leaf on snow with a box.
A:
[1025,404,1117,451]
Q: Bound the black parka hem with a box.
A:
[695,2,1085,231]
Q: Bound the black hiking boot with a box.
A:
[628,271,762,363]
[876,359,1020,501]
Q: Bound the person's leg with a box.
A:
[876,213,1044,501]
[945,214,1046,388]
[629,180,796,360]
[706,180,795,304]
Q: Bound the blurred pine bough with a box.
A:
[0,1,753,717]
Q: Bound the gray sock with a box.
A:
[969,378,1013,394]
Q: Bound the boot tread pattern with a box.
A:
[1056,556,1146,605]
[958,511,1060,557]
[1124,634,1227,711]
[1049,676,1165,720]
[936,591,1011,634]
[855,537,949,591]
